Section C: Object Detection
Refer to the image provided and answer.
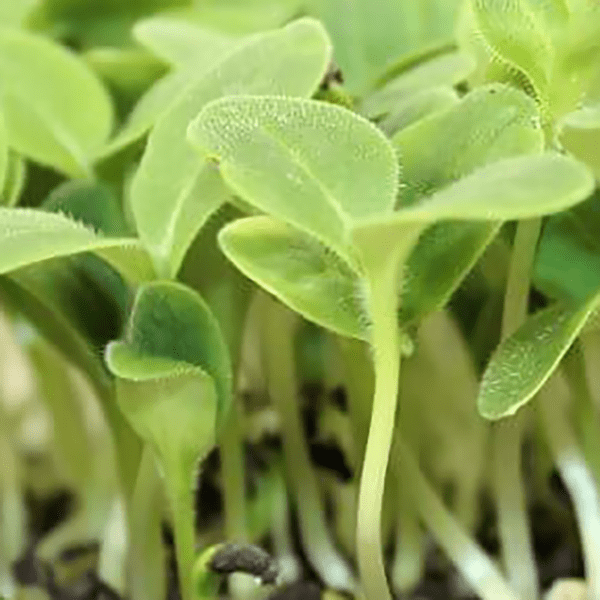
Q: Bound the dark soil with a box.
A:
[12,385,585,600]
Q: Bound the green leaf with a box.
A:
[361,51,475,118]
[472,0,555,101]
[376,152,594,223]
[1,151,26,207]
[0,111,8,197]
[189,95,399,258]
[478,292,600,419]
[378,86,459,136]
[218,216,368,340]
[0,28,114,176]
[0,0,37,27]
[130,19,332,278]
[534,191,600,303]
[105,280,232,448]
[400,221,502,325]
[133,17,235,68]
[320,0,462,93]
[561,103,600,129]
[0,207,155,282]
[393,84,544,207]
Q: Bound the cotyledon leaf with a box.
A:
[0,111,8,196]
[129,18,332,278]
[357,152,593,224]
[133,16,236,68]
[105,281,232,443]
[478,291,600,419]
[471,0,555,101]
[393,84,544,324]
[218,216,368,341]
[361,51,475,118]
[0,208,155,282]
[0,28,113,176]
[189,95,399,260]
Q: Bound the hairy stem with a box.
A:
[357,269,402,600]
[494,218,541,600]
[262,295,356,592]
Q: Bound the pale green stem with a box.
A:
[394,440,519,600]
[165,461,198,600]
[262,295,356,592]
[220,398,254,600]
[562,343,600,487]
[539,374,600,600]
[128,446,166,600]
[357,269,402,600]
[494,218,541,600]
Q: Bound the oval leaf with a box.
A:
[0,28,113,176]
[133,17,235,68]
[478,292,600,419]
[0,207,155,282]
[218,216,368,341]
[106,281,232,432]
[390,152,594,222]
[129,18,332,277]
[189,95,399,257]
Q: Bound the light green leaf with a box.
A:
[361,51,475,118]
[561,103,600,129]
[218,216,368,340]
[0,208,155,282]
[130,19,332,278]
[376,152,594,223]
[1,151,26,207]
[189,95,398,258]
[0,0,37,26]
[478,292,600,419]
[105,280,232,452]
[0,28,114,176]
[378,86,459,136]
[400,221,502,325]
[393,84,544,207]
[320,0,462,93]
[133,17,235,68]
[0,111,7,196]
[84,47,168,99]
[472,0,555,100]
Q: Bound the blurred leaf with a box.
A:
[0,111,8,197]
[319,0,462,93]
[84,47,168,98]
[0,0,38,27]
[218,216,367,340]
[133,16,235,67]
[0,207,155,282]
[378,86,459,136]
[129,18,332,277]
[361,51,475,118]
[535,191,600,303]
[0,28,114,176]
[1,151,26,207]
[478,292,600,419]
[189,95,398,259]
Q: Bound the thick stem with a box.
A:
[494,218,541,600]
[356,270,402,600]
[395,441,519,600]
[539,374,600,600]
[262,295,355,592]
